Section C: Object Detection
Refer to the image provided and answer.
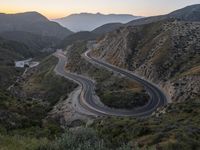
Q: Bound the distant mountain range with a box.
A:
[53,13,142,32]
[1,4,200,52]
[0,12,73,39]
[92,4,200,36]
[57,4,200,49]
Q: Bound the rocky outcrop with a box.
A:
[168,76,200,102]
[92,20,200,102]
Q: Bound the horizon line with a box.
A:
[0,11,146,19]
[0,4,197,20]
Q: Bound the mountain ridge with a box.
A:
[0,11,73,39]
[90,4,200,36]
[53,13,141,32]
[91,19,200,103]
[127,4,200,26]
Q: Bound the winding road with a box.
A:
[54,50,167,117]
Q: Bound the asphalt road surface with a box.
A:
[54,50,167,117]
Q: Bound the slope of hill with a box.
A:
[0,55,77,150]
[92,23,123,35]
[127,4,200,26]
[0,31,59,51]
[0,37,33,88]
[0,37,34,61]
[168,4,200,21]
[0,12,73,39]
[78,4,200,36]
[91,20,200,103]
[54,13,141,32]
[58,31,98,48]
[0,33,77,150]
[91,102,200,149]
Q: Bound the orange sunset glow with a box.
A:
[0,0,199,19]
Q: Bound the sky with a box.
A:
[0,0,200,19]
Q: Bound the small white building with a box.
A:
[15,61,25,68]
[15,58,32,68]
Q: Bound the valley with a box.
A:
[0,3,199,150]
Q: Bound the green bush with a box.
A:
[40,128,106,150]
[92,102,200,149]
[101,90,148,109]
[0,134,49,150]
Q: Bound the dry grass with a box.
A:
[180,65,200,77]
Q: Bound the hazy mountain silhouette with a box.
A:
[91,4,200,35]
[54,13,142,32]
